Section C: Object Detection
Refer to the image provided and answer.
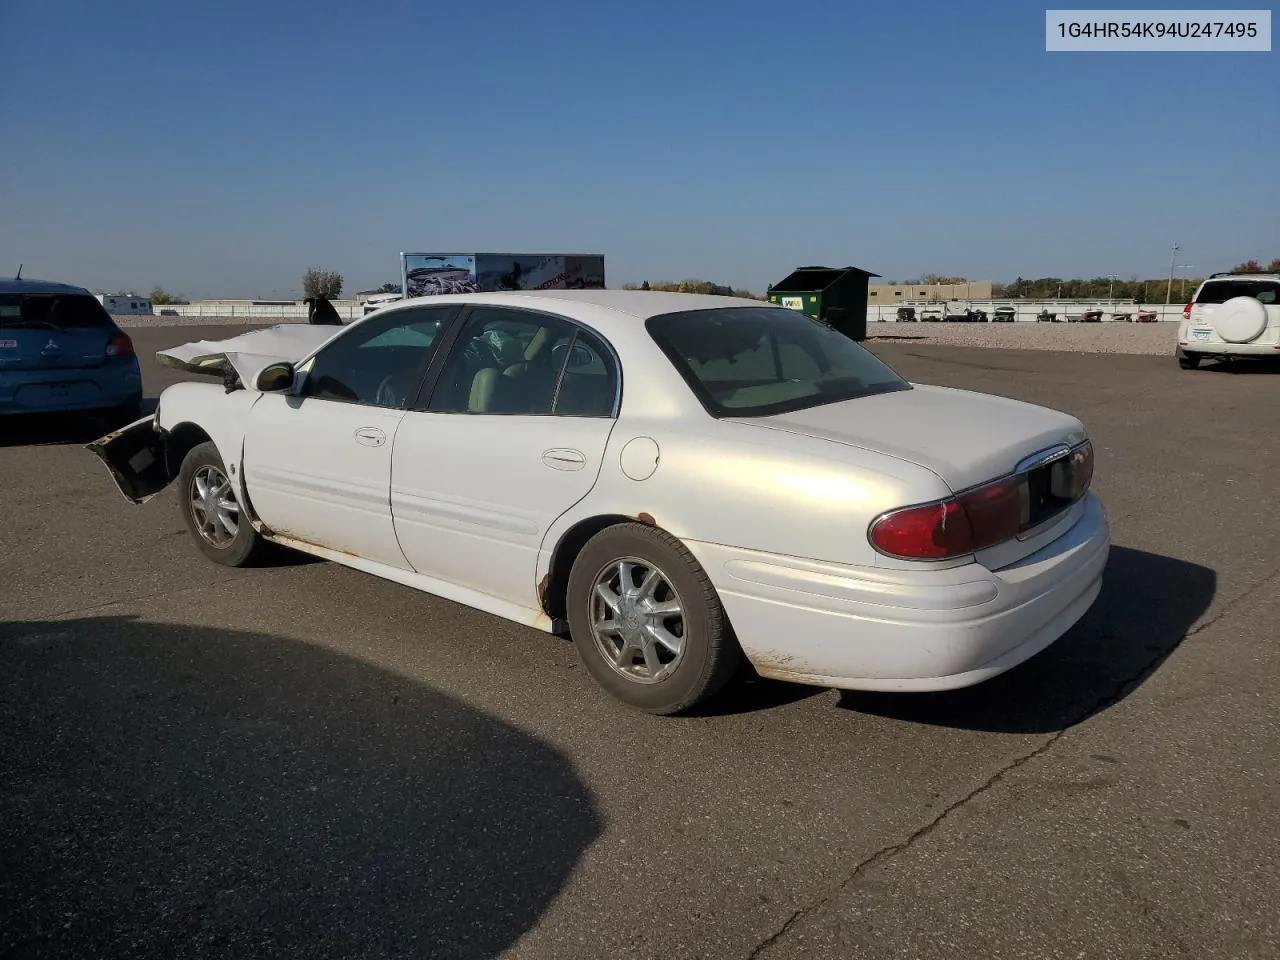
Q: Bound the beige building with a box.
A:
[869,281,994,302]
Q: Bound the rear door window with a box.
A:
[426,306,619,417]
[0,294,113,328]
[1195,281,1280,305]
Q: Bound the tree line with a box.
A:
[621,279,762,299]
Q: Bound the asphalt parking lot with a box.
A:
[3,326,1278,960]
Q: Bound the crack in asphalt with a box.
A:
[746,731,1062,959]
[747,561,1280,959]
[1180,560,1280,642]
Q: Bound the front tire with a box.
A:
[178,441,265,567]
[566,523,742,715]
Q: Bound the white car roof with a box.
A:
[389,289,771,327]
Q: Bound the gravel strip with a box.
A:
[866,321,1180,355]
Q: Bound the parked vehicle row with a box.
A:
[898,306,991,322]
[891,305,1164,323]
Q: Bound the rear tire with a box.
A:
[566,523,742,715]
[1177,350,1201,370]
[177,441,265,567]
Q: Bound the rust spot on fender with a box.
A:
[536,573,550,607]
[636,512,657,526]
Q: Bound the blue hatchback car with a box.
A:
[0,277,144,425]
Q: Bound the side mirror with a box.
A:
[255,362,295,392]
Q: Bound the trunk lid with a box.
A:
[730,383,1086,493]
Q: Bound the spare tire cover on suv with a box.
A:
[1212,296,1269,343]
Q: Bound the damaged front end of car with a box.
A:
[84,413,174,504]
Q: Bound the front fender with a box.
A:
[154,381,258,479]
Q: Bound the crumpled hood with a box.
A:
[155,324,340,385]
[732,383,1087,492]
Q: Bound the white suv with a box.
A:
[1177,273,1280,369]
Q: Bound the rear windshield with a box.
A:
[1195,280,1280,305]
[0,294,113,328]
[646,306,911,418]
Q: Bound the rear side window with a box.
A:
[0,294,113,328]
[1195,281,1280,305]
[647,306,910,418]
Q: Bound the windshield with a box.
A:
[647,306,911,418]
[0,294,113,329]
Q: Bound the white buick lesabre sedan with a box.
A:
[89,291,1109,714]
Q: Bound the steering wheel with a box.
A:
[375,375,400,408]
[551,341,592,368]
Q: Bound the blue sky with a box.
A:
[1,0,1276,298]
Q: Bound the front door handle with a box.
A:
[354,427,386,447]
[542,448,586,471]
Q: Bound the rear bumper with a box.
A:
[1180,319,1280,356]
[689,493,1110,692]
[0,359,142,415]
[1179,339,1280,357]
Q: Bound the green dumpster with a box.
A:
[766,265,879,341]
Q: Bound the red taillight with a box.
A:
[870,442,1094,561]
[869,499,974,560]
[1183,302,1193,319]
[106,331,134,357]
[960,476,1023,546]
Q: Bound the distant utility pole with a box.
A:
[1177,264,1194,301]
[1106,274,1119,301]
[1166,242,1180,304]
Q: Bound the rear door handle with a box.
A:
[354,427,386,447]
[542,448,586,471]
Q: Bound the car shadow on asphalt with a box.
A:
[835,545,1216,734]
[1199,358,1280,375]
[0,399,159,448]
[688,665,828,716]
[0,615,601,960]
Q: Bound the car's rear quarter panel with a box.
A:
[539,417,954,584]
